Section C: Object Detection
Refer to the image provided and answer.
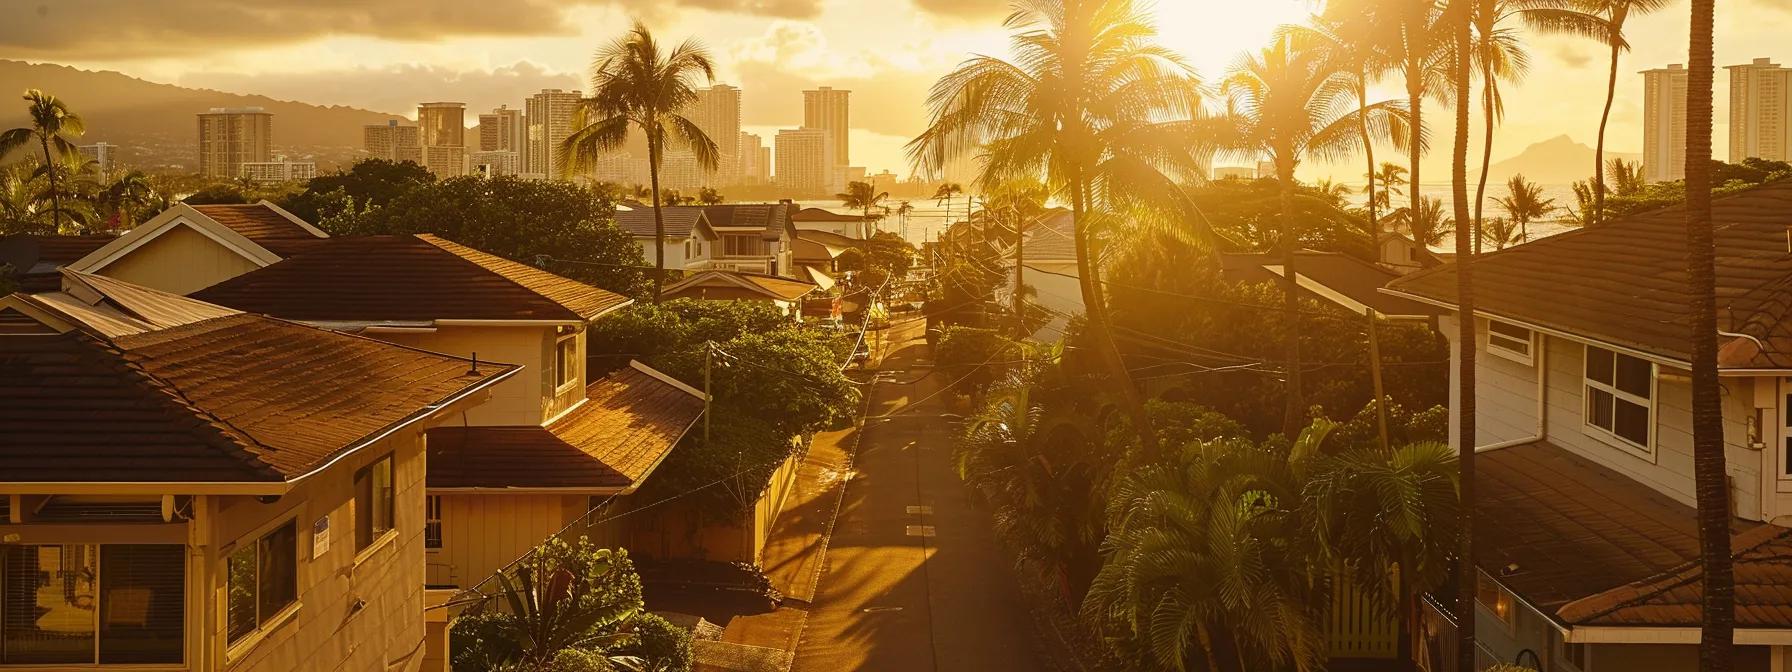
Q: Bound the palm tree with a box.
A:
[1223,34,1408,435]
[895,200,915,239]
[1494,174,1556,241]
[1370,161,1410,214]
[1479,216,1521,249]
[0,89,85,234]
[1284,13,1399,258]
[838,180,890,239]
[932,182,964,224]
[1683,0,1732,667]
[909,0,1210,452]
[1444,0,1479,668]
[1576,0,1668,225]
[1393,195,1453,248]
[0,163,43,235]
[561,22,719,302]
[1607,156,1645,196]
[697,186,723,205]
[99,169,153,231]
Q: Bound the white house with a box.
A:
[615,206,719,271]
[1383,180,1792,672]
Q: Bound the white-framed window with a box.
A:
[0,544,186,664]
[424,495,443,550]
[1474,571,1516,632]
[226,520,298,645]
[1584,344,1655,456]
[355,454,394,552]
[1486,319,1535,365]
[554,335,578,390]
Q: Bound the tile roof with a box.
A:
[0,310,516,484]
[1385,180,1792,366]
[426,362,704,490]
[1220,251,1440,318]
[1476,440,1792,628]
[616,208,709,239]
[0,234,116,292]
[795,230,862,248]
[23,270,240,337]
[191,234,631,322]
[661,270,818,302]
[791,207,866,222]
[677,204,791,237]
[1021,209,1076,261]
[189,203,322,243]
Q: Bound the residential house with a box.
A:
[0,234,114,292]
[63,202,328,295]
[1383,181,1792,671]
[1219,251,1440,322]
[1017,209,1083,342]
[0,270,515,671]
[793,230,856,278]
[661,269,823,318]
[189,234,703,595]
[791,206,870,239]
[665,203,797,278]
[615,207,719,272]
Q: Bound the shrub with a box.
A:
[549,648,617,672]
[617,613,693,672]
[448,612,521,672]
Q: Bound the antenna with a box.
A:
[467,352,480,376]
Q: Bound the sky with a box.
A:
[6,0,1792,182]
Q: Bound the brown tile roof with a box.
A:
[426,362,704,490]
[795,230,862,248]
[616,208,709,239]
[791,207,865,222]
[661,270,818,302]
[1,312,516,484]
[1220,251,1440,318]
[677,204,791,237]
[191,234,631,322]
[0,234,116,292]
[189,203,322,243]
[1022,209,1076,261]
[1384,181,1792,366]
[1477,440,1792,628]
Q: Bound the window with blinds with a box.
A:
[355,455,394,551]
[1,544,184,665]
[226,520,298,646]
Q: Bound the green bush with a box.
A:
[618,613,693,672]
[549,648,617,672]
[448,612,521,672]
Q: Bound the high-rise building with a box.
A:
[776,127,835,193]
[740,132,769,184]
[660,150,706,191]
[364,120,423,165]
[240,155,318,184]
[78,142,116,180]
[1641,64,1689,182]
[690,84,742,183]
[418,102,467,177]
[526,89,583,178]
[802,87,850,168]
[470,150,522,177]
[1727,58,1792,163]
[477,105,528,171]
[197,107,272,178]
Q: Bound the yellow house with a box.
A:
[187,234,705,592]
[0,271,516,671]
[63,201,328,295]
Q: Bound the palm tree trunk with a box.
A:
[1408,52,1425,247]
[1068,173,1153,454]
[1474,65,1497,255]
[1014,215,1026,339]
[1359,76,1380,261]
[1196,622,1222,672]
[1685,1,1732,669]
[40,134,61,234]
[1277,151,1305,436]
[1448,9,1479,672]
[1594,35,1621,226]
[648,135,666,303]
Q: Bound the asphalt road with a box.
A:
[790,317,1045,671]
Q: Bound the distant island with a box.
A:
[1473,134,1641,185]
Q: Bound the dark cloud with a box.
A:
[178,62,583,119]
[2,0,821,59]
[908,0,1009,21]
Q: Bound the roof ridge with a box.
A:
[414,234,615,321]
[1554,523,1792,624]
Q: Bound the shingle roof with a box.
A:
[1220,251,1440,318]
[678,204,791,236]
[426,362,704,490]
[791,207,865,222]
[0,311,516,484]
[189,203,322,243]
[616,208,708,239]
[1385,181,1792,366]
[1476,440,1792,628]
[661,270,818,302]
[1022,209,1076,261]
[795,230,861,249]
[0,234,116,292]
[191,234,631,322]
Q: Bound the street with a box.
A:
[789,316,1045,671]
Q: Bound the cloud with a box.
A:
[724,21,939,140]
[2,0,823,59]
[908,0,1010,21]
[177,62,584,118]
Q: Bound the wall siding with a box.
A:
[428,493,575,590]
[99,224,263,294]
[381,325,552,426]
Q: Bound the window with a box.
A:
[555,336,578,389]
[1474,572,1515,631]
[1584,344,1654,455]
[722,233,767,257]
[356,455,395,551]
[424,496,443,550]
[1,544,186,665]
[1486,320,1535,365]
[226,521,297,645]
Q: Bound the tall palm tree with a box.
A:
[838,180,890,239]
[1444,0,1479,668]
[1223,34,1408,435]
[1683,0,1732,668]
[562,22,719,302]
[1575,0,1668,224]
[1284,13,1399,259]
[909,0,1210,451]
[99,169,153,231]
[0,89,85,234]
[895,200,915,239]
[1494,173,1555,241]
[1371,161,1410,214]
[932,182,964,224]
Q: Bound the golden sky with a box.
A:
[7,0,1789,181]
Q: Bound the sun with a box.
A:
[1142,0,1316,75]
